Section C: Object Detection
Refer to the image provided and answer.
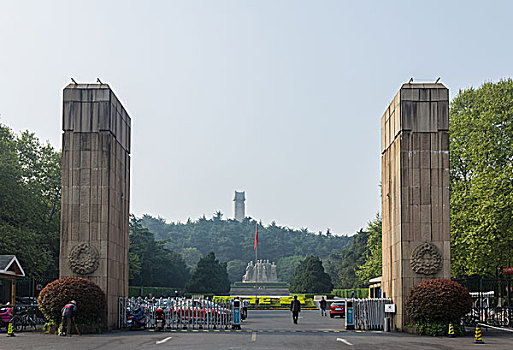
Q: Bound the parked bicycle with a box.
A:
[486,308,510,327]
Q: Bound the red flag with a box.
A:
[254,224,258,250]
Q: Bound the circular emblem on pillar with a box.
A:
[69,242,100,275]
[410,242,442,275]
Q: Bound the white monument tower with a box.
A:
[233,191,245,222]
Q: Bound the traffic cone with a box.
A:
[7,321,15,337]
[474,324,484,344]
[448,323,455,338]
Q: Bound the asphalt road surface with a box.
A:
[4,310,513,350]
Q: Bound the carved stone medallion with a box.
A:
[410,242,442,275]
[69,242,100,275]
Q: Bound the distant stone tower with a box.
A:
[233,191,245,222]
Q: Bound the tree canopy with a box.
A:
[356,214,382,284]
[0,124,61,277]
[289,256,333,293]
[185,252,231,294]
[324,228,369,289]
[139,214,352,283]
[129,216,189,288]
[450,79,513,277]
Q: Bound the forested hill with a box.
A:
[139,213,352,282]
[141,213,351,263]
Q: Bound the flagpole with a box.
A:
[255,223,258,284]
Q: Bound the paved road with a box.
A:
[4,310,513,349]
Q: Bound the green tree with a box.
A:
[325,229,369,289]
[129,216,189,287]
[356,214,382,284]
[186,252,230,294]
[276,255,304,283]
[289,256,333,293]
[0,124,61,276]
[450,79,513,277]
[180,247,203,272]
[226,259,246,283]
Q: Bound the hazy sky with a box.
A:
[1,1,512,235]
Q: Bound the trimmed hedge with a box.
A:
[213,295,317,309]
[129,286,181,297]
[405,279,472,324]
[38,277,106,329]
[332,288,369,298]
[231,282,289,288]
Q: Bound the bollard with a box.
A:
[448,323,455,337]
[474,324,484,344]
[383,317,390,332]
[224,301,229,330]
[182,302,187,330]
[7,321,15,337]
[193,301,197,329]
[213,302,218,330]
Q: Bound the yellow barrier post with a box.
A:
[448,323,455,337]
[474,324,484,344]
[7,321,15,337]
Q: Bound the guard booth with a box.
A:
[0,255,26,305]
[368,277,382,298]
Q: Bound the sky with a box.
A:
[1,0,512,236]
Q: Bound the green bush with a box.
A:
[416,322,465,337]
[38,277,106,328]
[405,279,472,324]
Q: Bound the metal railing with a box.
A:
[352,298,393,330]
[118,297,234,330]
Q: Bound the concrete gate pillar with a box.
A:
[59,83,131,329]
[381,83,450,330]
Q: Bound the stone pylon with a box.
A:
[60,83,131,329]
[381,82,451,330]
[233,191,245,222]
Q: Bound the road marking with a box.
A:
[336,338,353,346]
[251,332,257,342]
[155,336,172,345]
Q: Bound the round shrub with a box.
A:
[38,276,106,327]
[405,279,472,323]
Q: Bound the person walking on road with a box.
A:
[320,297,327,317]
[242,299,249,320]
[59,300,80,336]
[290,295,301,324]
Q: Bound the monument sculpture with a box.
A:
[60,83,131,329]
[381,82,451,330]
[242,260,278,283]
[233,191,245,222]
